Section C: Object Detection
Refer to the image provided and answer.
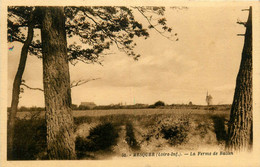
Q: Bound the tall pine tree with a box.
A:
[227,7,253,151]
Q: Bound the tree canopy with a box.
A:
[8,6,176,64]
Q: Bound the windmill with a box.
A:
[206,91,213,106]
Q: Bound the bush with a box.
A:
[71,104,78,110]
[75,123,119,158]
[8,117,47,160]
[211,115,228,143]
[209,106,217,111]
[125,123,140,150]
[154,101,165,107]
[87,123,119,150]
[17,106,45,112]
[148,105,156,108]
[158,117,190,146]
[74,116,93,126]
[19,106,28,112]
[78,105,90,110]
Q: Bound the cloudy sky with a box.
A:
[8,6,249,107]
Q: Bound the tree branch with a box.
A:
[237,34,245,36]
[12,36,42,48]
[21,78,101,92]
[70,78,101,88]
[133,6,174,41]
[83,11,130,55]
[237,19,247,27]
[21,83,44,91]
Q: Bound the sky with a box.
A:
[7,6,249,107]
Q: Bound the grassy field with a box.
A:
[16,107,229,118]
[12,107,230,160]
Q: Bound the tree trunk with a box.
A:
[40,7,76,159]
[7,12,35,160]
[227,7,252,151]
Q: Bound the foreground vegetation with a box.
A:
[9,107,230,160]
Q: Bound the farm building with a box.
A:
[80,102,97,109]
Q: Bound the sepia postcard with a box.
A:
[0,0,260,167]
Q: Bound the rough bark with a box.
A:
[227,7,252,151]
[7,12,35,160]
[40,7,76,159]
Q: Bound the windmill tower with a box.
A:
[206,91,213,106]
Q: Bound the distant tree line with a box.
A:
[7,106,45,112]
[10,102,231,112]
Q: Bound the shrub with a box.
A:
[19,106,28,112]
[148,105,156,108]
[71,104,78,110]
[158,116,190,146]
[87,123,119,150]
[125,123,140,150]
[209,106,217,111]
[74,116,93,126]
[211,115,228,143]
[75,123,119,158]
[78,105,90,110]
[9,117,47,160]
[154,101,165,107]
[195,122,210,138]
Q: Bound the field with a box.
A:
[12,106,230,160]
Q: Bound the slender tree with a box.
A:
[7,9,35,159]
[227,7,252,151]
